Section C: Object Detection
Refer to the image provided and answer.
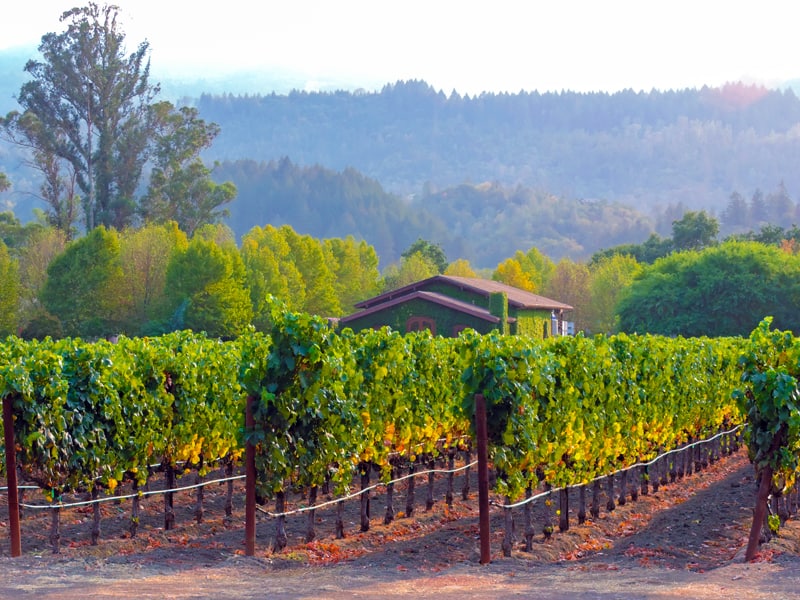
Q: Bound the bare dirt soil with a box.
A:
[2,448,800,599]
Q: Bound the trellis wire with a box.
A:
[258,460,478,518]
[4,475,246,510]
[495,424,744,510]
[0,426,742,514]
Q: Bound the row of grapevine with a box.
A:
[460,330,745,497]
[0,332,243,499]
[3,304,748,538]
[735,317,800,559]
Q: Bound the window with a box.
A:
[406,316,436,335]
[452,324,468,336]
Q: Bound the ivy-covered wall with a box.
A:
[512,310,552,339]
[338,298,500,336]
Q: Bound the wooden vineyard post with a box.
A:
[245,394,256,556]
[3,395,21,557]
[475,393,491,565]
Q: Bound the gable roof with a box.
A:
[354,275,573,312]
[339,290,512,326]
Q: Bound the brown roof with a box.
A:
[355,275,573,312]
[339,290,511,325]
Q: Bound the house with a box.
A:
[338,275,573,338]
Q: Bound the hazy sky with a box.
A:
[3,1,798,95]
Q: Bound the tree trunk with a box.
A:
[745,465,773,561]
[194,472,204,524]
[305,486,317,543]
[461,449,471,500]
[606,473,615,512]
[542,484,554,539]
[360,464,371,532]
[385,469,395,525]
[559,487,569,532]
[50,506,61,554]
[618,470,627,506]
[590,479,601,519]
[641,465,649,496]
[405,463,416,517]
[130,479,140,538]
[630,467,639,501]
[502,495,514,557]
[577,485,587,525]
[164,464,175,531]
[274,491,287,551]
[446,451,455,507]
[335,500,345,539]
[426,458,435,511]
[524,484,534,551]
[224,461,234,521]
[91,487,101,545]
[651,459,660,493]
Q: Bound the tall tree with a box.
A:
[280,226,341,316]
[241,225,307,326]
[544,259,591,333]
[0,241,20,336]
[401,238,448,273]
[141,103,236,235]
[15,3,158,230]
[617,241,800,337]
[586,254,642,334]
[492,257,535,291]
[15,226,67,330]
[118,222,188,334]
[165,236,252,337]
[40,225,128,337]
[382,252,439,291]
[671,210,719,252]
[324,236,382,313]
[444,258,478,277]
[1,111,81,236]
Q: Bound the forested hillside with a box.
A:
[198,80,800,212]
[215,159,656,267]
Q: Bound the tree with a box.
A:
[382,252,439,291]
[1,111,81,236]
[671,210,719,252]
[721,191,749,230]
[14,226,67,331]
[492,257,535,291]
[401,238,448,273]
[0,173,9,193]
[544,259,592,333]
[15,3,158,230]
[241,225,307,327]
[324,236,382,313]
[40,225,128,337]
[0,241,20,336]
[141,103,236,235]
[118,222,188,334]
[0,211,46,252]
[444,258,477,277]
[586,254,642,334]
[617,241,800,337]
[165,236,252,337]
[280,226,341,316]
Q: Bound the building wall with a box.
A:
[511,309,552,339]
[338,298,499,337]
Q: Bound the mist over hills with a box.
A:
[4,46,800,267]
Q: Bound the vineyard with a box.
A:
[1,304,799,562]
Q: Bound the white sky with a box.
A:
[2,1,799,95]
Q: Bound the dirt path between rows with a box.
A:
[2,449,799,599]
